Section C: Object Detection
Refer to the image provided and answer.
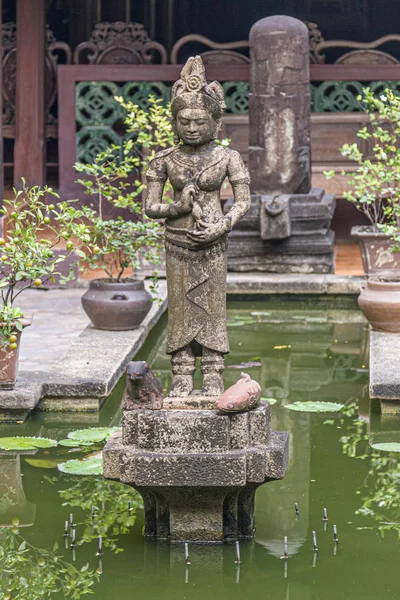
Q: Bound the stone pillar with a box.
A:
[14,0,46,187]
[248,16,311,196]
[225,15,336,274]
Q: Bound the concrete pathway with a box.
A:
[17,288,90,372]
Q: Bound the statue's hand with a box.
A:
[171,183,198,217]
[187,218,231,244]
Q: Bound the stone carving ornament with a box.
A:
[145,56,251,399]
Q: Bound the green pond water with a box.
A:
[1,297,399,600]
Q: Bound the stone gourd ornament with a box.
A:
[145,55,251,402]
[217,372,261,413]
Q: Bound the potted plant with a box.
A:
[0,181,81,388]
[73,97,169,331]
[326,87,400,278]
[326,88,400,332]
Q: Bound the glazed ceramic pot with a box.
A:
[351,226,400,278]
[358,279,400,333]
[81,279,152,331]
[0,316,32,390]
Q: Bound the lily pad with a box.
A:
[285,401,344,413]
[67,427,119,444]
[57,457,103,476]
[0,436,58,451]
[251,311,271,316]
[24,458,62,469]
[58,439,95,447]
[261,397,277,405]
[370,442,400,453]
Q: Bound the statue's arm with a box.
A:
[145,180,175,218]
[225,182,251,229]
[225,150,251,229]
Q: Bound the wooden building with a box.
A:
[4,0,400,238]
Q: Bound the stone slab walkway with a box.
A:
[369,329,400,414]
[0,282,167,422]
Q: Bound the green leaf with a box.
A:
[0,436,58,450]
[57,457,103,476]
[285,401,344,413]
[24,458,65,469]
[261,397,277,405]
[58,439,95,447]
[67,427,119,443]
[370,442,400,453]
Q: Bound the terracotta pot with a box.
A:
[358,279,400,333]
[81,279,152,331]
[0,316,32,390]
[351,225,400,278]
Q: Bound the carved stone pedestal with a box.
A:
[226,189,336,273]
[103,402,288,542]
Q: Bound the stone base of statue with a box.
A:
[103,400,288,542]
[225,189,336,273]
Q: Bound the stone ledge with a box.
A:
[0,282,167,422]
[226,273,364,295]
[370,330,400,402]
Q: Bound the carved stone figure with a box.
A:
[145,56,251,399]
[120,361,163,410]
[103,56,288,543]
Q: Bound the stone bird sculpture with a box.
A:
[121,361,163,410]
[216,372,261,413]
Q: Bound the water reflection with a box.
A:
[0,454,36,527]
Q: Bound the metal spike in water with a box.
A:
[295,503,300,515]
[333,524,339,543]
[185,542,190,565]
[64,520,68,537]
[280,536,288,560]
[312,530,318,552]
[70,526,76,548]
[97,535,103,556]
[91,506,95,520]
[323,508,328,521]
[235,540,241,564]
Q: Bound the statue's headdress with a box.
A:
[171,56,226,119]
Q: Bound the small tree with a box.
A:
[325,87,400,229]
[74,96,174,283]
[0,180,84,347]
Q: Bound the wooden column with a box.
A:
[0,0,3,203]
[14,0,46,188]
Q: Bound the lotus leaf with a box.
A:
[24,458,62,469]
[261,397,277,405]
[67,427,119,443]
[58,439,95,447]
[57,457,103,475]
[285,401,344,413]
[0,436,58,451]
[370,442,400,453]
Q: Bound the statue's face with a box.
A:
[176,108,215,146]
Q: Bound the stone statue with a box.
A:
[145,56,251,398]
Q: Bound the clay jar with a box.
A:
[0,316,32,390]
[81,279,152,331]
[358,279,400,333]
